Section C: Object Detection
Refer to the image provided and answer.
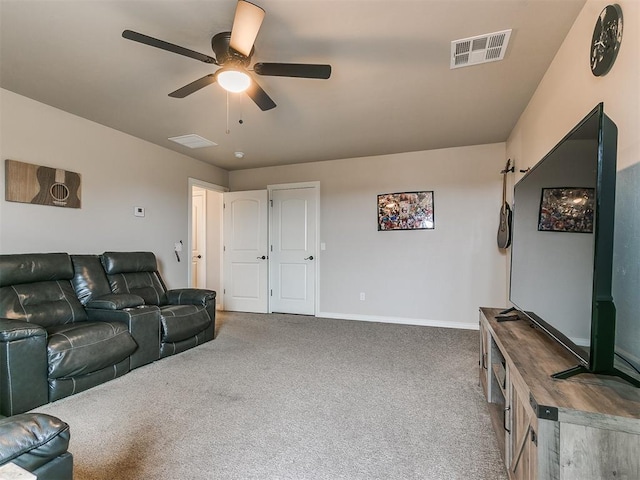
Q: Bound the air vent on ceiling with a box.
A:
[450,29,512,69]
[168,134,218,149]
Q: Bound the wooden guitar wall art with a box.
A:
[5,160,81,208]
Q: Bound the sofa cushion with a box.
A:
[71,254,112,305]
[101,252,169,305]
[107,272,168,306]
[47,322,136,379]
[160,305,212,343]
[0,413,70,467]
[0,281,88,328]
[0,253,73,287]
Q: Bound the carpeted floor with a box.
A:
[34,312,508,479]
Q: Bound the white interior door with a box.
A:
[191,188,206,288]
[270,186,317,315]
[223,190,269,313]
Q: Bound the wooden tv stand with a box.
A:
[479,307,640,480]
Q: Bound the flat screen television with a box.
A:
[509,103,639,386]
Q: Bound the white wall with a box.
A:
[230,144,508,329]
[506,1,640,363]
[0,89,228,288]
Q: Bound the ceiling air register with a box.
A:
[450,29,512,69]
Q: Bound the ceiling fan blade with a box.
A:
[123,30,217,64]
[229,1,265,57]
[169,74,217,98]
[253,63,332,79]
[245,78,276,111]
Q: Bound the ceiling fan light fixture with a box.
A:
[217,68,251,93]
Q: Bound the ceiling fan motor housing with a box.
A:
[211,31,253,66]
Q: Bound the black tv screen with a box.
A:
[509,103,636,385]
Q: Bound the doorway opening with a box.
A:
[188,178,226,311]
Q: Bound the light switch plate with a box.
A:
[134,206,145,217]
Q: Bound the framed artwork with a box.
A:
[5,159,81,208]
[377,191,434,231]
[538,187,594,233]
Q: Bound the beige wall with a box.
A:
[230,143,508,328]
[507,0,638,174]
[506,1,640,362]
[0,89,228,288]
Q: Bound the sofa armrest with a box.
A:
[86,293,145,310]
[0,319,46,342]
[86,306,161,369]
[0,319,49,416]
[0,413,70,473]
[166,289,216,307]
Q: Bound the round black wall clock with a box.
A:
[590,4,623,76]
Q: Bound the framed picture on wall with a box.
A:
[377,191,434,231]
[538,187,594,233]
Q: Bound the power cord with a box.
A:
[615,352,640,375]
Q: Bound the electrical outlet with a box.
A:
[360,292,365,301]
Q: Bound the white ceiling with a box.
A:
[0,0,586,171]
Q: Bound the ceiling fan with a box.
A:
[122,0,331,111]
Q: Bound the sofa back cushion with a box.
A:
[70,254,112,305]
[0,253,88,327]
[0,253,72,287]
[101,252,168,306]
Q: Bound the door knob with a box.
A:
[194,255,202,259]
[257,256,266,260]
[304,256,314,260]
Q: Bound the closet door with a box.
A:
[223,190,269,313]
[269,185,317,315]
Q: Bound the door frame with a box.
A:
[187,178,228,309]
[267,181,320,315]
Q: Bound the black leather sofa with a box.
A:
[0,413,73,479]
[0,252,216,416]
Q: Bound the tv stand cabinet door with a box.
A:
[507,377,537,480]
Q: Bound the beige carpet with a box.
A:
[34,312,507,479]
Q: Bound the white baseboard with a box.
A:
[316,311,478,330]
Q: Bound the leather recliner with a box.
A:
[70,254,162,369]
[0,253,138,416]
[0,413,72,479]
[100,252,216,358]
